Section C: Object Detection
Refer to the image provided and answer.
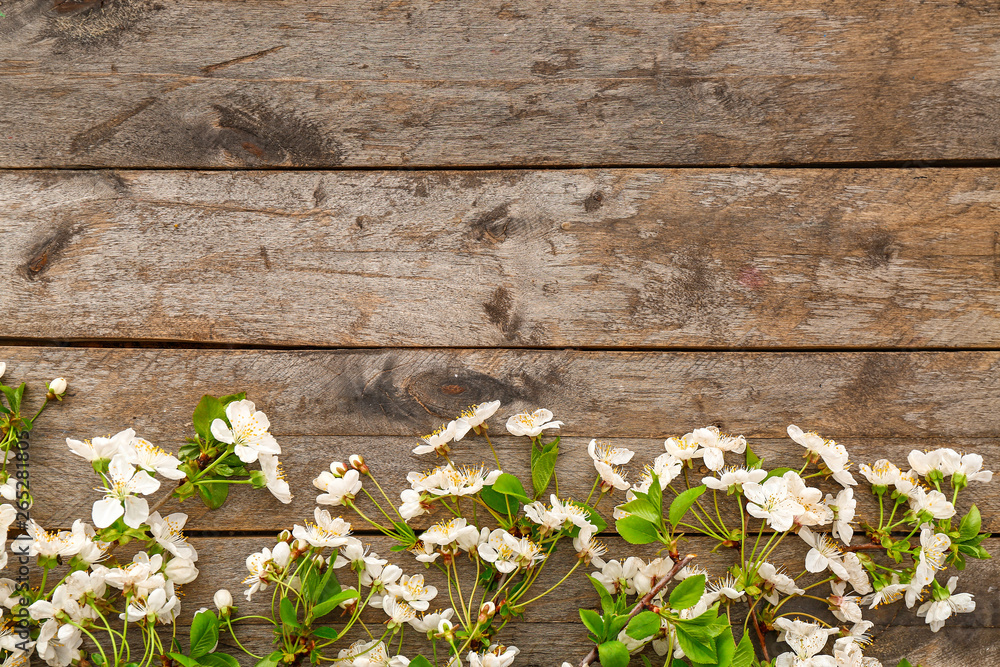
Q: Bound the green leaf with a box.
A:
[764,467,794,481]
[197,480,230,510]
[481,484,520,518]
[580,609,605,641]
[255,652,283,667]
[0,385,20,414]
[896,661,914,667]
[626,611,660,640]
[192,395,225,443]
[407,658,434,667]
[199,654,241,667]
[669,486,706,528]
[732,631,755,667]
[493,473,531,502]
[532,449,559,497]
[746,446,762,469]
[648,474,663,513]
[279,597,300,628]
[598,641,630,667]
[619,498,660,524]
[959,505,982,540]
[587,575,615,616]
[616,515,660,544]
[189,610,219,659]
[608,614,631,639]
[312,627,340,640]
[669,574,706,610]
[674,622,718,663]
[169,654,201,667]
[309,589,358,621]
[218,392,247,406]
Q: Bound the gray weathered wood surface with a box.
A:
[4,0,998,664]
[4,168,1000,348]
[3,1,1000,167]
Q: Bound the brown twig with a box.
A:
[578,554,696,667]
[751,607,770,663]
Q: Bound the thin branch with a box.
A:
[578,554,696,667]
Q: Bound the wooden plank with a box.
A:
[31,435,1000,533]
[5,346,999,528]
[39,536,1000,665]
[2,1,1000,167]
[4,168,1000,348]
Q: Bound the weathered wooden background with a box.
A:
[3,1,1000,665]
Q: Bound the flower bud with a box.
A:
[49,377,67,394]
[214,588,234,615]
[478,601,496,623]
[278,529,292,543]
[350,455,369,474]
[435,618,454,640]
[164,557,199,585]
[329,461,349,477]
[292,538,309,554]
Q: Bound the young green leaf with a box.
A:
[674,623,718,664]
[619,498,661,524]
[199,653,241,667]
[587,575,616,616]
[255,652,283,667]
[481,484,520,518]
[279,597,300,628]
[532,449,559,497]
[168,654,200,667]
[312,627,340,640]
[625,610,660,640]
[191,395,225,443]
[579,608,605,641]
[959,505,982,540]
[616,515,660,544]
[732,631,755,667]
[196,480,230,510]
[745,446,762,469]
[309,589,359,621]
[669,574,706,610]
[189,610,220,658]
[492,473,532,502]
[597,641,631,667]
[407,657,434,667]
[669,486,706,528]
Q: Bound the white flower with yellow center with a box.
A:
[663,434,703,461]
[684,426,746,471]
[588,439,633,490]
[703,465,767,491]
[907,487,955,520]
[842,553,871,595]
[210,399,281,464]
[453,400,501,440]
[119,587,180,624]
[829,581,863,624]
[505,409,562,437]
[397,489,428,520]
[385,574,438,612]
[908,448,961,478]
[757,562,804,604]
[573,526,607,567]
[916,576,976,632]
[906,526,951,608]
[863,578,907,609]
[743,477,804,532]
[292,508,355,549]
[409,607,455,634]
[314,467,363,506]
[468,644,520,667]
[783,471,832,527]
[338,640,390,667]
[66,428,131,463]
[478,529,520,573]
[420,518,479,548]
[787,424,856,487]
[258,453,292,504]
[858,459,901,488]
[123,437,186,480]
[826,487,856,545]
[92,453,160,529]
[381,595,418,628]
[954,453,993,484]
[147,511,197,561]
[413,420,458,456]
[799,527,849,580]
[25,520,85,558]
[773,617,839,667]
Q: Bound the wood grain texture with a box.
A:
[4,168,1000,348]
[36,536,1000,666]
[4,346,997,530]
[3,1,1000,167]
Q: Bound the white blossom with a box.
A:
[314,466,363,506]
[787,424,856,487]
[413,421,458,456]
[684,426,746,471]
[799,527,849,580]
[588,439,633,490]
[916,576,975,632]
[147,512,197,561]
[703,466,766,491]
[743,476,805,532]
[453,401,501,440]
[210,399,281,464]
[827,488,856,545]
[757,562,805,604]
[505,409,562,437]
[122,437,185,480]
[259,453,293,504]
[91,453,160,529]
[292,508,355,549]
